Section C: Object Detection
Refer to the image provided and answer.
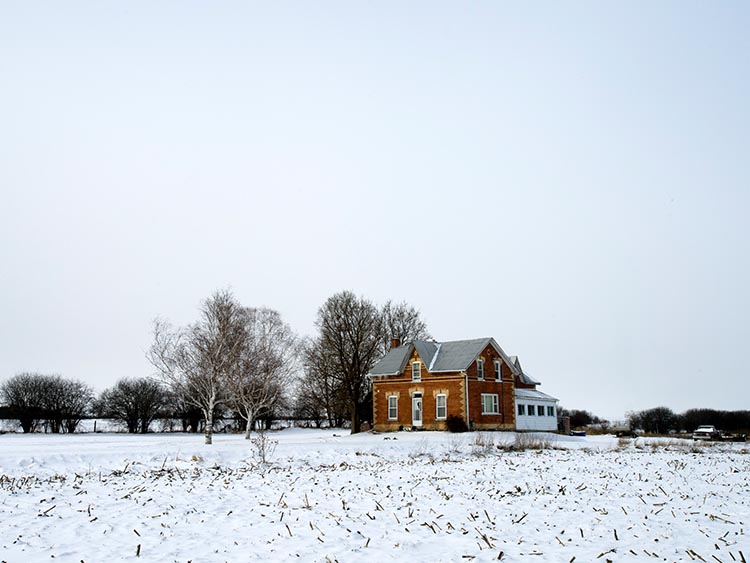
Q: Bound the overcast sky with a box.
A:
[1,2,748,421]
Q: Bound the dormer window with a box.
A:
[412,361,421,382]
[494,360,501,381]
[477,359,484,381]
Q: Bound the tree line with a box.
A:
[1,289,429,443]
[0,374,185,435]
[0,373,93,433]
[627,406,750,434]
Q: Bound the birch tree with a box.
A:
[148,289,246,445]
[228,307,298,439]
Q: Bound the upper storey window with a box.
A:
[412,361,421,382]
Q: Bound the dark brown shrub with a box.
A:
[446,415,468,433]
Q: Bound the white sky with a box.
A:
[1,2,748,421]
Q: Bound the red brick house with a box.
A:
[370,337,558,432]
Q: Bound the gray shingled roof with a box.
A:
[369,337,521,376]
[368,345,412,376]
[413,341,438,368]
[428,338,492,371]
[510,355,541,385]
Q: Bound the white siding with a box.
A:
[514,398,558,431]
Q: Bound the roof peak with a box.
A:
[412,336,491,346]
[370,336,524,379]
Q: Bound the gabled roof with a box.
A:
[510,355,541,385]
[414,340,438,368]
[368,345,412,376]
[369,337,521,377]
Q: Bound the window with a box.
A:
[477,359,484,381]
[547,405,555,417]
[528,404,535,416]
[436,394,447,420]
[518,403,526,416]
[494,360,502,381]
[412,361,421,382]
[388,396,398,420]
[537,405,545,416]
[481,393,499,415]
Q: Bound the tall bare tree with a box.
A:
[316,291,384,434]
[380,299,431,354]
[148,289,247,444]
[227,307,298,439]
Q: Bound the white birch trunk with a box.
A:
[204,400,214,445]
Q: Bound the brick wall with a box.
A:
[373,343,517,431]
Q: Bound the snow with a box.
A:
[1,429,748,562]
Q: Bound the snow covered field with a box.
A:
[1,430,748,562]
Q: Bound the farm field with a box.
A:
[1,429,748,562]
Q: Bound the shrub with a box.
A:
[494,433,556,451]
[513,433,551,450]
[250,430,278,465]
[471,432,496,456]
[445,415,468,433]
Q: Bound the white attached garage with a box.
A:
[515,388,559,431]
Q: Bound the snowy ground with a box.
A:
[1,430,748,563]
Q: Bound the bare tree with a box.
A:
[227,307,299,439]
[38,375,69,433]
[97,378,167,433]
[0,373,46,432]
[164,388,204,432]
[380,300,431,354]
[59,379,95,433]
[306,293,430,433]
[316,291,384,434]
[148,289,247,444]
[627,406,677,435]
[0,373,93,434]
[297,337,350,428]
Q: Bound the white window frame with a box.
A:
[412,361,421,382]
[537,405,545,416]
[477,359,484,381]
[436,394,447,420]
[387,396,398,420]
[481,393,499,415]
[517,403,526,416]
[494,359,501,381]
[547,405,555,417]
[528,404,535,416]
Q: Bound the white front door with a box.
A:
[412,394,423,427]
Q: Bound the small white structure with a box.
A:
[514,388,559,431]
[509,356,560,432]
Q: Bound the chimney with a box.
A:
[390,338,401,349]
